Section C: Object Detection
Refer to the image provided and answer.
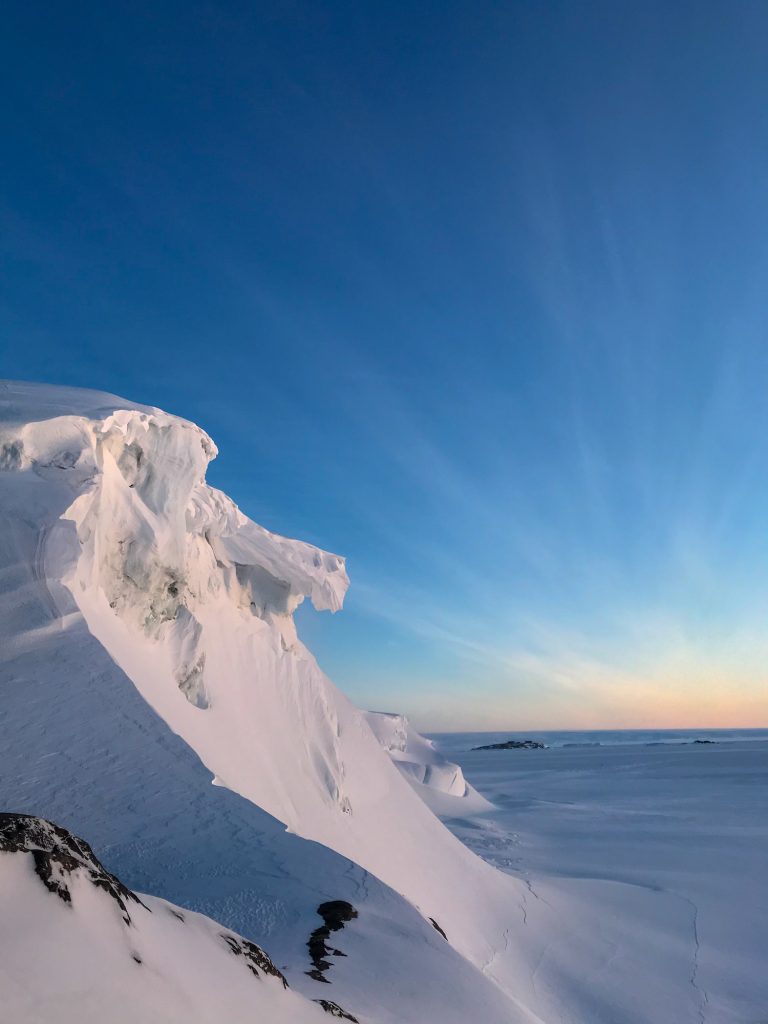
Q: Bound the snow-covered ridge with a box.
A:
[1,381,360,818]
[364,711,493,815]
[0,814,335,1023]
[3,389,347,707]
[0,382,540,1020]
[3,381,761,1024]
[58,403,346,707]
[364,710,468,795]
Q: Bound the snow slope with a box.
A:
[0,381,540,1024]
[364,711,493,816]
[0,814,334,1024]
[0,380,724,1024]
[1,382,514,953]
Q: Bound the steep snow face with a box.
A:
[0,381,529,980]
[0,613,532,1024]
[60,405,347,710]
[2,381,746,1024]
[0,815,330,1024]
[3,383,355,821]
[364,712,494,816]
[58,404,363,826]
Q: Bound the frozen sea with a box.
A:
[430,729,768,1023]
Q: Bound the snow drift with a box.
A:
[364,711,493,816]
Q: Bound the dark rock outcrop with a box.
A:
[314,998,359,1021]
[0,812,147,924]
[472,739,545,751]
[429,917,448,940]
[220,932,288,987]
[306,900,358,982]
[1,813,352,1011]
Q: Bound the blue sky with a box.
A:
[2,2,768,728]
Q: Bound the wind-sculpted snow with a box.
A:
[364,711,494,816]
[1,380,731,1024]
[37,401,347,691]
[0,381,545,1024]
[0,383,516,944]
[3,382,354,815]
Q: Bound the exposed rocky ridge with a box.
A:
[0,812,146,924]
[313,999,359,1021]
[0,813,291,989]
[220,932,288,986]
[0,814,344,1022]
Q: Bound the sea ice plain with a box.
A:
[438,732,768,1023]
